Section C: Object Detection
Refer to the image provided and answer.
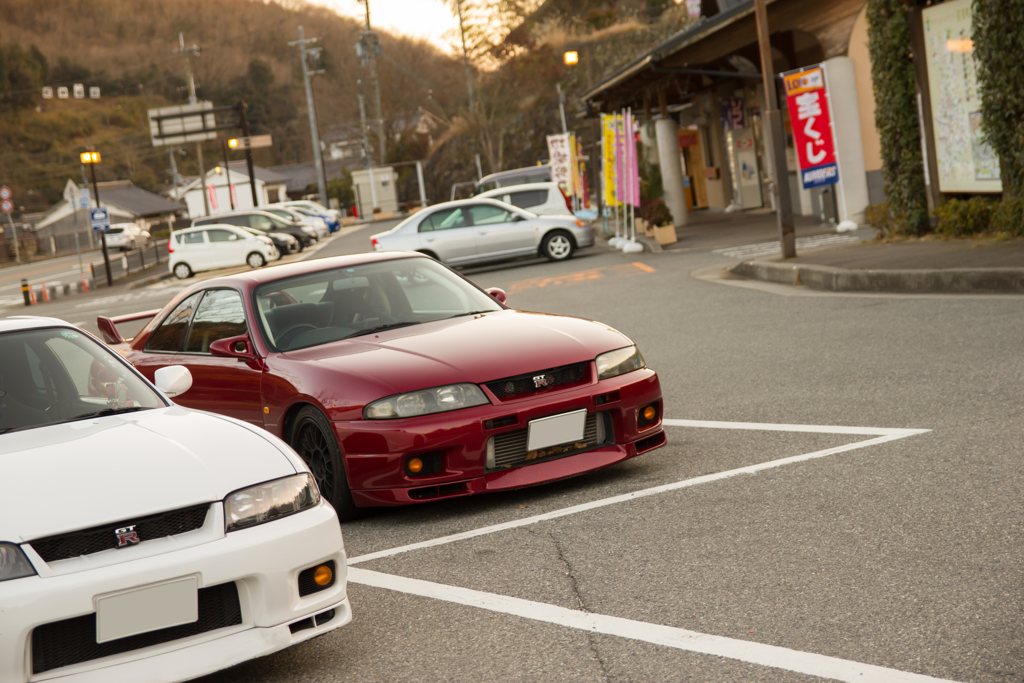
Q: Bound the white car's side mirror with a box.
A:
[155,365,193,398]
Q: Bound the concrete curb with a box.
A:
[729,259,1024,294]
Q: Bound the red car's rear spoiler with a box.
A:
[96,309,161,344]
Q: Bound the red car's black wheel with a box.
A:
[290,406,360,521]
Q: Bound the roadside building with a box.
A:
[584,0,881,227]
[269,158,360,203]
[30,179,185,255]
[171,162,289,218]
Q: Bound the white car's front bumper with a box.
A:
[1,501,350,683]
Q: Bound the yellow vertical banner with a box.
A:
[602,115,618,206]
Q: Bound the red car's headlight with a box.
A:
[595,345,646,380]
[364,383,490,419]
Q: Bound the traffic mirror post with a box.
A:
[88,159,114,287]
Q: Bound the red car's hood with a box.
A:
[283,309,633,396]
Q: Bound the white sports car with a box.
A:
[0,316,351,683]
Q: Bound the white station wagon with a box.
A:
[0,316,351,683]
[370,197,594,266]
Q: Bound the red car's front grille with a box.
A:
[484,361,590,401]
[487,412,611,471]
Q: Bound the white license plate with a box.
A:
[527,409,587,452]
[96,576,198,643]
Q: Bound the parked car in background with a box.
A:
[371,197,593,265]
[242,227,298,260]
[277,201,341,233]
[474,164,550,194]
[103,223,150,251]
[263,206,330,240]
[476,182,573,217]
[0,317,351,683]
[97,253,665,521]
[193,211,318,249]
[169,224,277,279]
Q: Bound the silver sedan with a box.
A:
[370,198,593,266]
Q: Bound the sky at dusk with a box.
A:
[315,0,462,54]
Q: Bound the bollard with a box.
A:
[47,284,58,300]
[63,283,71,295]
[21,279,31,306]
[29,286,37,305]
[81,272,89,292]
[41,280,50,302]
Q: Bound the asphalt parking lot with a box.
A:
[7,223,1021,683]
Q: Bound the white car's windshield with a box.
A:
[0,328,165,434]
[253,258,502,352]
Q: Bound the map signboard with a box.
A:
[922,0,1001,193]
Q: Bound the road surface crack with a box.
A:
[549,531,612,682]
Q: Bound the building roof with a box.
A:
[31,180,184,230]
[93,180,187,217]
[268,159,361,194]
[225,161,290,184]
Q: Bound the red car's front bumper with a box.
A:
[333,368,665,507]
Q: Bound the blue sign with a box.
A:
[800,163,840,189]
[90,207,110,231]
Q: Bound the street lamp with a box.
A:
[80,150,113,286]
[563,50,579,66]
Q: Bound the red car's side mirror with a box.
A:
[209,334,257,361]
[485,288,507,305]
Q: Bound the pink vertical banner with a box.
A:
[614,114,625,205]
[207,184,218,211]
[627,111,641,207]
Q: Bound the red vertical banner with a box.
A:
[207,184,219,211]
[783,66,839,189]
[229,184,238,209]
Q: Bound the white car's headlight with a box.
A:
[364,383,490,419]
[595,345,646,380]
[0,543,36,582]
[224,474,320,532]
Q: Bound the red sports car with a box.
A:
[99,253,665,519]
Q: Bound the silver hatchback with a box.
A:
[370,198,593,266]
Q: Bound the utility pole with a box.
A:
[455,0,475,110]
[753,0,796,258]
[357,2,387,166]
[290,27,328,205]
[357,89,378,211]
[174,33,210,216]
[236,102,259,206]
[556,84,568,133]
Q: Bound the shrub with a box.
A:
[640,197,672,227]
[932,197,994,236]
[990,196,1024,236]
[865,202,896,237]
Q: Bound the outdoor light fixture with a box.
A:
[214,165,223,174]
[80,151,100,164]
[228,138,240,149]
[563,50,579,66]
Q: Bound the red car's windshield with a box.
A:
[252,258,502,352]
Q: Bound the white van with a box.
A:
[475,182,573,217]
[168,224,278,279]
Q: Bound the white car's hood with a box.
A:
[0,407,297,542]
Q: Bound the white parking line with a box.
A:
[347,422,929,566]
[714,234,863,260]
[350,567,956,683]
[346,419,941,683]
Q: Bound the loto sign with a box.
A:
[783,66,839,189]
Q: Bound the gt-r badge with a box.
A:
[533,375,549,388]
[115,525,140,547]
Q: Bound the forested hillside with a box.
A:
[0,0,468,212]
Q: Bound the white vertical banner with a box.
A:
[546,133,573,198]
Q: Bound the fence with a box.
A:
[89,239,170,286]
